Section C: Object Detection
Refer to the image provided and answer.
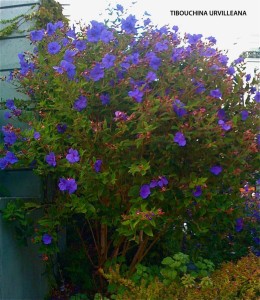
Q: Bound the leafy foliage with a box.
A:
[102,253,260,300]
[0,0,68,39]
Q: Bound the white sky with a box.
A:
[61,0,260,62]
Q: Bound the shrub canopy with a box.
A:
[1,3,259,291]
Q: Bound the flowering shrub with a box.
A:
[0,2,259,294]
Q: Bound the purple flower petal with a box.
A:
[73,95,87,111]
[210,165,222,175]
[192,186,202,197]
[235,218,243,232]
[210,89,222,99]
[66,148,80,164]
[174,132,186,147]
[45,152,56,167]
[58,177,77,194]
[140,184,151,199]
[94,159,102,172]
[241,110,249,121]
[254,91,260,103]
[42,233,52,245]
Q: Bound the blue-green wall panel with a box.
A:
[0,1,49,299]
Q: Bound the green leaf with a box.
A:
[141,203,147,211]
[133,219,139,229]
[23,202,41,210]
[143,226,153,237]
[122,220,131,226]
[161,257,175,265]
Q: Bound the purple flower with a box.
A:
[187,33,202,44]
[206,36,216,44]
[3,131,17,145]
[128,89,144,103]
[62,38,69,46]
[140,184,151,199]
[100,94,110,105]
[227,66,235,75]
[45,152,56,167]
[116,70,126,80]
[73,95,87,111]
[114,111,128,121]
[53,66,63,74]
[234,57,244,65]
[218,54,229,66]
[89,64,104,81]
[94,159,102,172]
[146,71,157,82]
[100,30,113,43]
[102,54,116,69]
[46,22,56,35]
[55,21,64,29]
[235,218,243,232]
[157,176,168,188]
[66,26,76,39]
[33,131,41,140]
[58,179,67,191]
[241,110,249,121]
[211,65,221,73]
[116,4,124,12]
[66,148,80,163]
[42,233,52,245]
[75,40,86,51]
[58,177,77,194]
[47,42,61,55]
[121,61,130,70]
[217,108,226,120]
[192,186,202,197]
[144,18,151,26]
[254,91,260,103]
[56,123,67,133]
[250,87,256,94]
[158,26,168,35]
[60,60,76,79]
[147,53,161,70]
[6,99,16,110]
[13,109,22,116]
[88,21,104,41]
[210,89,222,99]
[211,65,221,75]
[245,74,251,82]
[0,158,8,170]
[150,180,158,188]
[174,132,186,146]
[121,14,137,34]
[5,151,18,164]
[194,81,205,94]
[127,52,139,65]
[30,29,44,41]
[172,25,179,32]
[218,120,231,131]
[173,99,187,117]
[222,123,231,131]
[64,49,78,63]
[155,41,168,52]
[210,165,222,175]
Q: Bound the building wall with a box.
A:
[0,1,48,299]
